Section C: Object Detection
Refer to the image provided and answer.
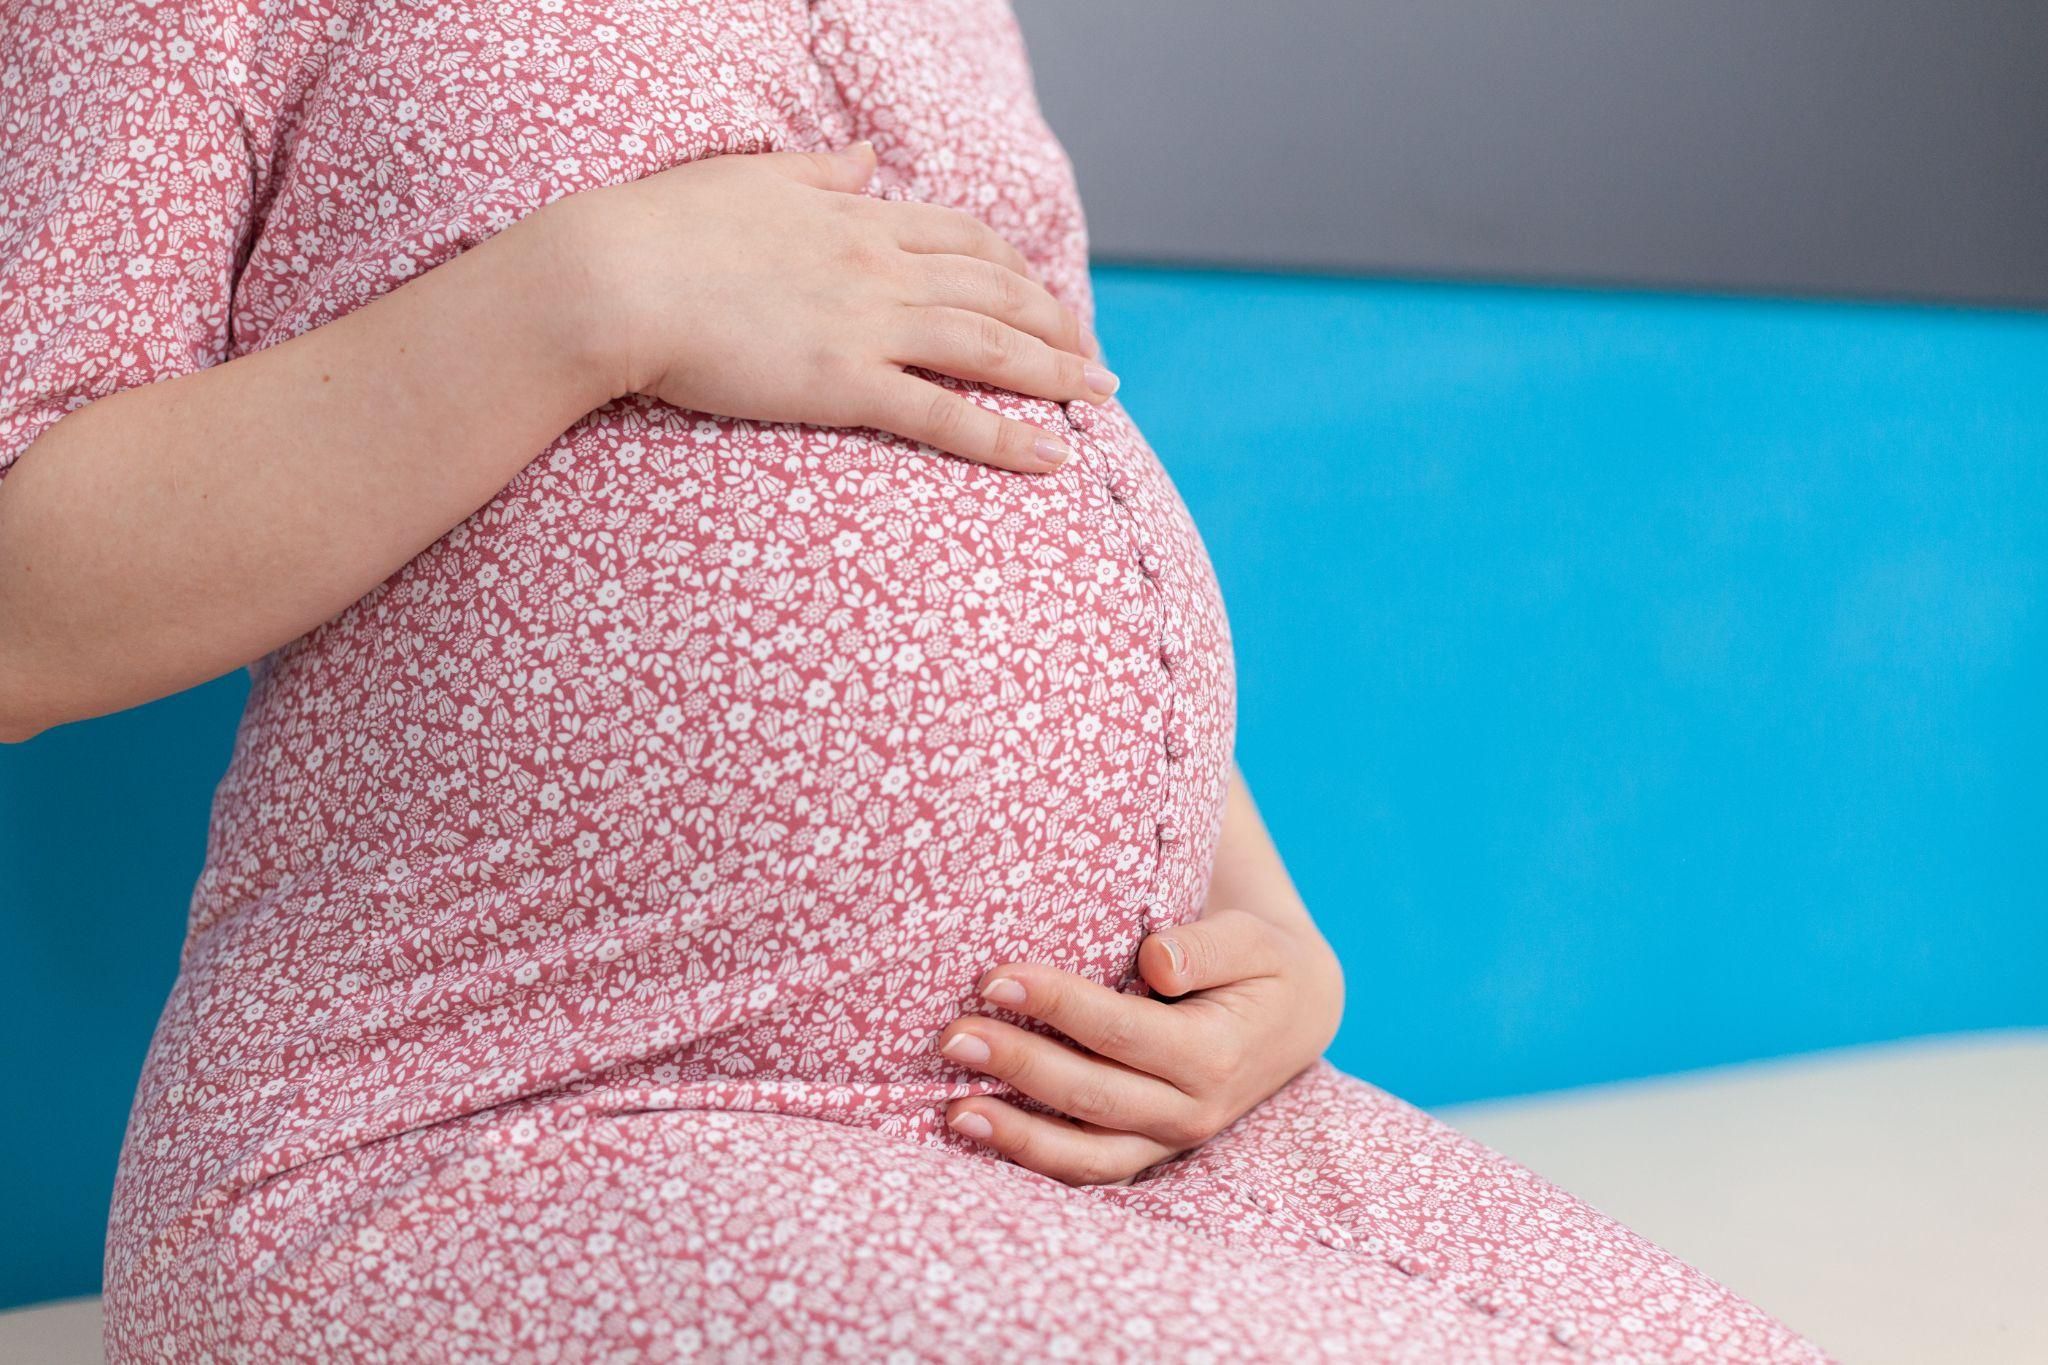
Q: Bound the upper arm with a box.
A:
[0,0,256,483]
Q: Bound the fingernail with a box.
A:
[1161,937,1186,978]
[980,976,1027,1008]
[1081,326,1101,360]
[949,1110,994,1141]
[1033,436,1072,468]
[941,1032,992,1066]
[1083,363,1120,396]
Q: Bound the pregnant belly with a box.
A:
[151,381,1234,1194]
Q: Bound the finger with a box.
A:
[902,253,1092,360]
[753,139,878,192]
[891,305,1116,410]
[1138,907,1288,997]
[862,370,1073,474]
[937,1016,1198,1143]
[974,962,1186,1077]
[883,200,1036,282]
[944,1095,1175,1186]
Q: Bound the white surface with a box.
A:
[6,1031,2040,1364]
[1440,1029,2048,1365]
[0,1295,101,1364]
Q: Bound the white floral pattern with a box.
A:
[0,0,1831,1360]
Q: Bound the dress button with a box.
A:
[1163,725,1184,759]
[1232,1184,1279,1213]
[1156,820,1180,844]
[1138,550,1161,578]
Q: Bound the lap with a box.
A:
[215,1101,1559,1363]
[186,1067,1828,1363]
[1096,1061,1828,1363]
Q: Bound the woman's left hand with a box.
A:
[936,907,1345,1185]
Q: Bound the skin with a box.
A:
[940,769,1345,1184]
[0,138,1346,1183]
[0,141,1109,742]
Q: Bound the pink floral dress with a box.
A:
[1,0,1832,1360]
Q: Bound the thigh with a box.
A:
[1095,1061,1831,1364]
[221,1104,1567,1363]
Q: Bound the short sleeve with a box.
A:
[0,0,255,481]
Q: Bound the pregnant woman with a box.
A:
[1,1,1828,1360]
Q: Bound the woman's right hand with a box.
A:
[545,139,1116,474]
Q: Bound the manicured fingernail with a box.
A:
[980,976,1027,1008]
[1033,436,1072,468]
[1161,937,1186,977]
[1082,326,1101,359]
[941,1032,992,1066]
[1083,363,1120,395]
[949,1110,994,1141]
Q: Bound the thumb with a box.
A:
[763,139,877,192]
[1137,908,1281,997]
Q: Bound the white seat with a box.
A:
[9,1030,2041,1364]
[0,1295,102,1364]
[1440,1029,2048,1365]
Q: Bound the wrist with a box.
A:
[1283,924,1346,1053]
[512,193,637,409]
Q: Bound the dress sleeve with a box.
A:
[0,0,255,482]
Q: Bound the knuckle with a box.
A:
[1003,1124,1040,1165]
[991,263,1027,314]
[919,388,964,443]
[997,1042,1037,1088]
[993,419,1038,467]
[977,223,1021,267]
[1068,1077,1119,1124]
[1161,1105,1219,1149]
[811,342,860,383]
[973,313,1011,368]
[1088,1008,1137,1059]
[1202,1031,1246,1082]
[1192,1105,1229,1144]
[836,233,887,273]
[860,379,907,431]
[1067,1148,1116,1187]
[1180,1055,1224,1095]
[952,206,995,244]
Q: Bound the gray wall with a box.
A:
[1015,0,2048,307]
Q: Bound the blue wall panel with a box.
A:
[3,267,2043,1307]
[1097,267,2047,1104]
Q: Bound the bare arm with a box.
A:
[0,142,1104,743]
[1204,764,1345,984]
[1186,767,1347,1058]
[0,205,606,743]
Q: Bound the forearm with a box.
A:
[1202,765,1346,1034]
[1205,766,1324,945]
[0,204,612,741]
